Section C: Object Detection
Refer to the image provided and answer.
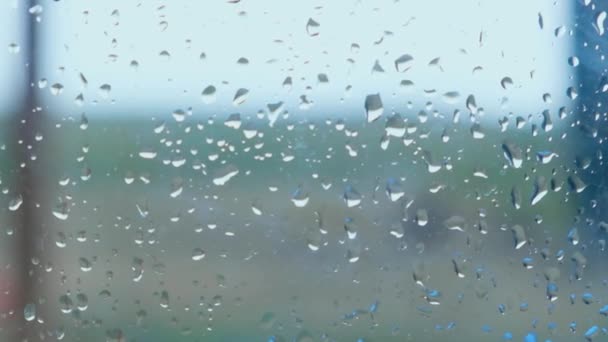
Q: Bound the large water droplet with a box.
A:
[364,94,383,123]
[394,54,414,72]
[594,11,606,36]
[213,165,239,186]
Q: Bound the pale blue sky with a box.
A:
[12,0,575,122]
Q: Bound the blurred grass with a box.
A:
[2,114,602,341]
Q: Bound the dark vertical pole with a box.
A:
[13,1,43,340]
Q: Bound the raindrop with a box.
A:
[8,194,23,211]
[364,94,383,123]
[192,248,206,261]
[385,178,405,201]
[233,88,249,106]
[567,227,580,246]
[7,43,20,54]
[343,185,362,207]
[201,85,217,104]
[213,165,239,186]
[24,303,36,322]
[59,295,73,314]
[394,54,414,72]
[172,109,186,122]
[291,186,309,208]
[416,209,429,227]
[511,225,527,249]
[139,149,157,160]
[502,141,523,168]
[594,11,606,36]
[306,18,320,36]
[344,217,358,239]
[50,83,64,95]
[224,113,242,129]
[530,176,548,206]
[470,123,485,139]
[465,95,477,114]
[444,216,466,232]
[79,257,92,272]
[371,59,385,74]
[98,84,111,98]
[585,326,600,341]
[554,25,566,38]
[568,174,586,193]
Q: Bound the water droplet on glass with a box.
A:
[160,290,170,309]
[372,59,385,74]
[98,84,111,98]
[343,185,362,207]
[416,209,429,227]
[50,83,64,95]
[470,123,485,139]
[511,225,527,249]
[394,54,414,72]
[306,18,320,36]
[201,85,217,104]
[466,94,478,114]
[568,174,587,193]
[291,186,309,208]
[364,94,383,123]
[79,257,92,272]
[52,200,69,220]
[554,25,566,38]
[139,149,157,160]
[24,303,36,322]
[8,194,23,211]
[213,165,239,186]
[385,178,404,201]
[444,216,466,232]
[594,11,606,36]
[224,113,242,129]
[192,248,206,261]
[530,176,548,206]
[7,43,20,54]
[344,217,358,239]
[502,141,523,168]
[172,109,186,122]
[233,88,249,106]
[585,325,600,341]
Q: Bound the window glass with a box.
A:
[4,1,608,342]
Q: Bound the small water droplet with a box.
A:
[139,149,157,160]
[192,248,206,261]
[23,303,36,322]
[7,43,20,54]
[50,83,64,95]
[98,84,111,98]
[291,186,309,208]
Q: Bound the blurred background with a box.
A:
[1,0,608,341]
